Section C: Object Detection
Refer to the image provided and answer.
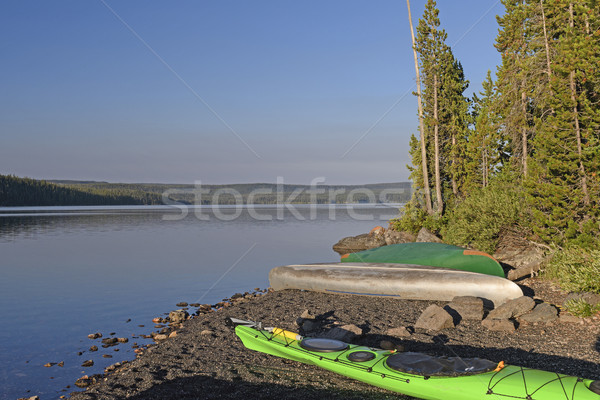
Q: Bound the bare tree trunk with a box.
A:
[569,3,590,206]
[540,0,552,82]
[433,73,443,214]
[521,90,528,177]
[483,148,488,188]
[407,0,433,215]
[451,133,458,195]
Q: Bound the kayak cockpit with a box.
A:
[385,352,499,377]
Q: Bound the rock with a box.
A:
[487,296,535,320]
[385,327,412,337]
[493,232,546,270]
[559,313,581,323]
[154,334,168,341]
[415,305,455,331]
[103,354,113,358]
[384,229,415,245]
[519,303,558,323]
[200,329,215,336]
[89,345,98,352]
[318,324,363,342]
[87,332,102,339]
[152,317,162,323]
[74,375,91,388]
[415,228,442,243]
[81,360,94,367]
[300,309,316,319]
[564,292,600,307]
[176,302,188,307]
[482,318,515,332]
[169,309,189,324]
[445,296,484,321]
[168,331,178,338]
[57,361,64,367]
[117,337,128,343]
[332,233,386,255]
[101,337,118,345]
[44,362,56,367]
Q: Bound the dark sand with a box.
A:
[69,278,600,400]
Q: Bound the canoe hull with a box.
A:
[341,242,505,277]
[269,263,523,306]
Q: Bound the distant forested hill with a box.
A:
[0,175,160,206]
[0,174,411,206]
[54,180,412,205]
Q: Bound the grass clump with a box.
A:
[563,298,600,318]
[543,247,600,293]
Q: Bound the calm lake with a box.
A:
[0,204,401,400]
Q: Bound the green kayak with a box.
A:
[341,242,505,277]
[233,320,600,400]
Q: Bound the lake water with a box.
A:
[0,204,401,400]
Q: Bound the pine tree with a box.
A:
[465,71,502,193]
[416,0,449,214]
[406,0,433,215]
[439,52,470,198]
[527,0,600,244]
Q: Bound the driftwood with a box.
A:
[506,256,551,281]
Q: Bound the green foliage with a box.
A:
[543,246,600,294]
[0,174,160,206]
[389,200,427,235]
[563,298,600,318]
[441,178,528,254]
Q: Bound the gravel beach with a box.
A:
[66,277,600,400]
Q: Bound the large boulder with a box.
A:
[415,305,455,331]
[519,303,558,323]
[384,229,416,245]
[486,296,535,320]
[482,318,515,332]
[416,228,443,243]
[493,230,546,271]
[332,232,386,255]
[445,296,484,321]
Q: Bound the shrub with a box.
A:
[389,200,427,235]
[543,247,600,293]
[441,180,528,254]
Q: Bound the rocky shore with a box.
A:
[57,275,600,400]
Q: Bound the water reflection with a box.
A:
[0,205,397,400]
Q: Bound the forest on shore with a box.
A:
[0,174,411,206]
[395,0,599,297]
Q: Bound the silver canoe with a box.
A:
[269,263,523,307]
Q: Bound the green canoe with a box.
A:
[234,321,600,400]
[341,242,505,277]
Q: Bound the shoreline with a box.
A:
[63,277,600,400]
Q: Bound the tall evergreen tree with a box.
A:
[465,71,501,192]
[406,0,433,215]
[415,0,449,214]
[527,0,600,244]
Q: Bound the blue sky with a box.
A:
[1,0,503,184]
